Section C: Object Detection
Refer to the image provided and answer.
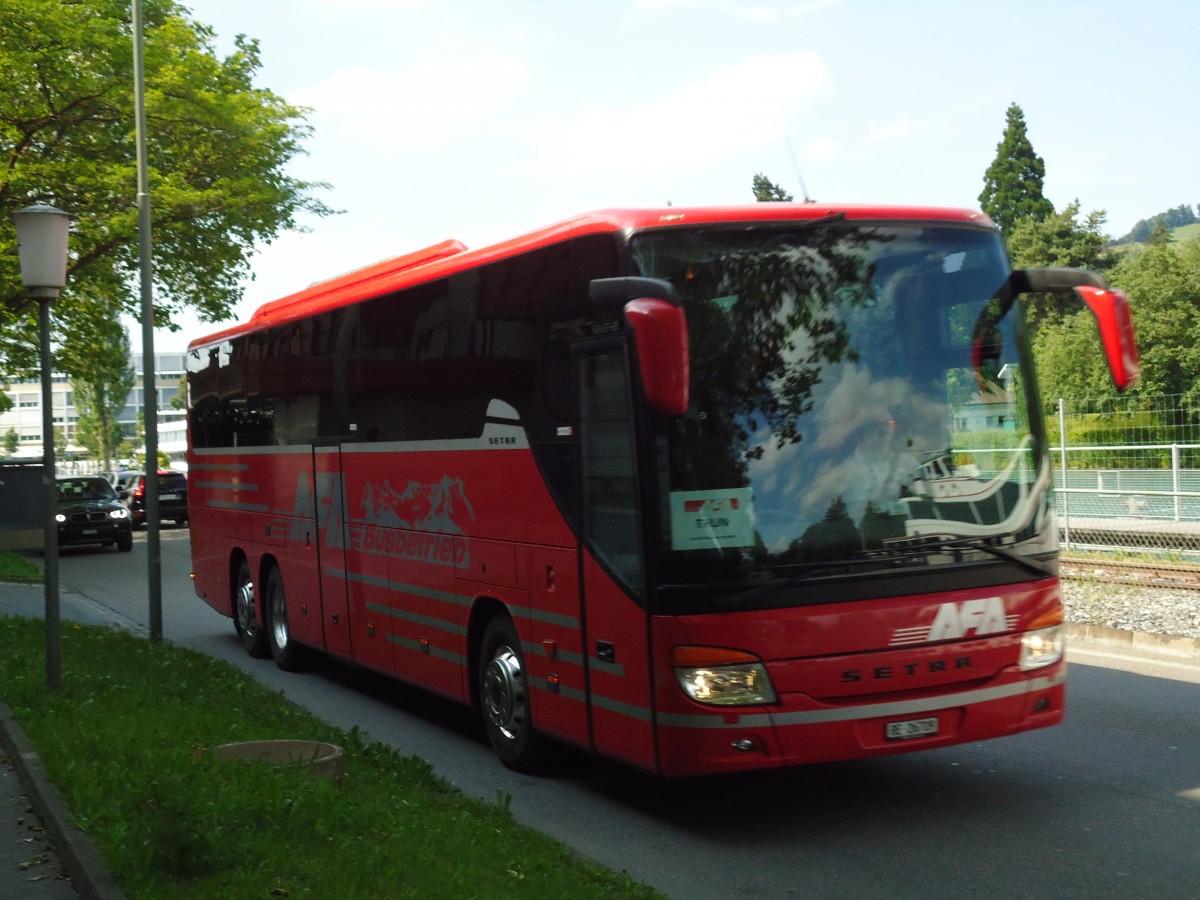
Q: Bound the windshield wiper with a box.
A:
[932,537,1056,579]
[712,538,1055,607]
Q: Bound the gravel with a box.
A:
[1062,578,1200,639]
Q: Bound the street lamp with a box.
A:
[12,202,72,691]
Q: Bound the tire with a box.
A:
[478,616,541,772]
[233,560,268,658]
[265,566,307,672]
[116,532,132,552]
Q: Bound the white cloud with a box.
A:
[307,0,435,11]
[297,53,529,152]
[632,0,840,25]
[807,136,838,160]
[521,52,827,176]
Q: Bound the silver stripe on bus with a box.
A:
[589,693,654,722]
[194,481,259,492]
[204,498,270,513]
[656,670,1066,730]
[366,602,466,637]
[531,678,587,703]
[328,568,470,608]
[386,634,465,665]
[523,641,585,668]
[525,607,580,630]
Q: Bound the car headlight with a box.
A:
[55,513,66,523]
[108,507,129,520]
[672,646,777,706]
[1020,623,1065,671]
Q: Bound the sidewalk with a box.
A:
[1,581,126,900]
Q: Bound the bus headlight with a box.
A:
[1020,623,1065,671]
[672,646,777,706]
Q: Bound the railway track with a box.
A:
[1060,557,1200,591]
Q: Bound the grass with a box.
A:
[0,551,40,581]
[0,618,662,899]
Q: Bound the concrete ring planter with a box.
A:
[211,739,345,784]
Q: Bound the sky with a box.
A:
[148,0,1200,351]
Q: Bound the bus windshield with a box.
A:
[630,222,1055,603]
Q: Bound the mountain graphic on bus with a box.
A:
[360,476,475,534]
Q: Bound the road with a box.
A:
[46,531,1200,899]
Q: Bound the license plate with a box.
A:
[82,528,98,535]
[886,716,939,740]
[160,493,179,500]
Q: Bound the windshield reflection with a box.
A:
[632,223,1052,589]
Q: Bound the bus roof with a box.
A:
[188,203,995,350]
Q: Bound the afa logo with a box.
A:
[890,597,1018,646]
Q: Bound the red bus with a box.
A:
[186,205,1138,777]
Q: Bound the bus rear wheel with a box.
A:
[478,616,541,772]
[233,560,268,659]
[265,566,307,672]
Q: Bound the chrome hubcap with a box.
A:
[270,584,288,650]
[482,646,526,741]
[236,579,256,634]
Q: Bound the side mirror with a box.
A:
[1076,285,1140,392]
[1000,267,1140,393]
[624,298,690,416]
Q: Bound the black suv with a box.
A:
[56,476,133,552]
[127,470,189,528]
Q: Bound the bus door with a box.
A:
[575,342,658,771]
[311,442,352,658]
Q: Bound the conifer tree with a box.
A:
[979,103,1054,234]
[752,174,794,202]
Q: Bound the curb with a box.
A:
[0,701,125,900]
[1066,622,1200,659]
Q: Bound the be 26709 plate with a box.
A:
[886,716,939,740]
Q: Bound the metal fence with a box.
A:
[1051,394,1200,556]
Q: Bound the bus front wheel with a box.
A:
[478,616,541,772]
[233,560,268,659]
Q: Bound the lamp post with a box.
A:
[12,203,72,691]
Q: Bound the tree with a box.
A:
[57,301,135,470]
[979,103,1053,234]
[0,0,333,377]
[1118,204,1198,244]
[1006,201,1111,330]
[1105,238,1200,403]
[2,427,16,456]
[752,174,794,202]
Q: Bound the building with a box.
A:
[0,352,187,464]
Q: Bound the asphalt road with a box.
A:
[39,531,1200,899]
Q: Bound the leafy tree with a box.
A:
[1117,204,1198,244]
[752,174,794,202]
[1106,238,1200,403]
[57,301,135,470]
[1032,309,1120,405]
[1007,201,1111,330]
[3,427,16,456]
[979,103,1054,234]
[0,0,333,377]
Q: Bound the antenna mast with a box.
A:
[784,137,813,203]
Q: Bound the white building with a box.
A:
[0,352,187,465]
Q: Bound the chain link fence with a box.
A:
[1051,394,1200,557]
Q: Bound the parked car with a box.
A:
[126,470,189,528]
[55,476,133,552]
[112,469,141,495]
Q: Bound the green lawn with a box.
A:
[0,617,662,899]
